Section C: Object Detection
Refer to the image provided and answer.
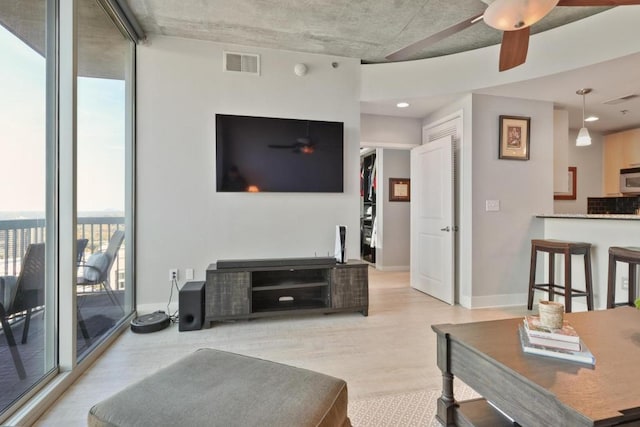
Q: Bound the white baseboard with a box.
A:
[459,292,594,311]
[136,302,178,315]
[467,293,529,309]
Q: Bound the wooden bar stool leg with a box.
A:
[564,249,572,313]
[584,249,594,311]
[629,263,637,307]
[528,244,537,310]
[607,253,616,309]
[548,251,555,302]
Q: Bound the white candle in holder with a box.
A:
[538,300,564,329]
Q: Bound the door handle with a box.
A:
[440,226,450,232]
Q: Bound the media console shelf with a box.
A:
[205,257,368,326]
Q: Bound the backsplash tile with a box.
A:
[587,196,640,214]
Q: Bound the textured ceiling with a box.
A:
[125,0,640,132]
[126,0,608,63]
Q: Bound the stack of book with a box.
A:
[518,315,595,365]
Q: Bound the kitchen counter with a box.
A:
[533,215,640,311]
[536,213,640,220]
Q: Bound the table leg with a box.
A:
[436,371,456,426]
[435,332,457,426]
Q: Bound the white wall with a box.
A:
[553,110,569,193]
[378,149,411,270]
[136,36,361,306]
[554,129,604,214]
[360,114,421,146]
[470,94,554,306]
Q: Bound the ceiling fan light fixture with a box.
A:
[484,0,559,31]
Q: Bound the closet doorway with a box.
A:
[360,149,377,264]
[359,147,412,271]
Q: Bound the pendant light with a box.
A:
[576,88,592,147]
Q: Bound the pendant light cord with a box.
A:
[582,92,586,127]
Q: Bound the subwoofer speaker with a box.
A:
[179,281,206,332]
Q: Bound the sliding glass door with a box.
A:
[0,0,55,414]
[75,0,135,360]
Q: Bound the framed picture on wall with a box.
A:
[389,178,410,202]
[498,115,530,160]
[554,166,577,200]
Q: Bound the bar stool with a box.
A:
[606,247,640,308]
[527,239,594,313]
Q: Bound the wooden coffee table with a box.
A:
[432,307,640,426]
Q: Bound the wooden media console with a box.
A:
[205,257,368,326]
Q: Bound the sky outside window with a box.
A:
[0,23,125,215]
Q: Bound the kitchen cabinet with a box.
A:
[603,128,640,195]
[604,132,625,195]
[622,129,640,168]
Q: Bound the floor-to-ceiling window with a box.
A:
[75,0,134,360]
[0,0,55,415]
[0,0,137,421]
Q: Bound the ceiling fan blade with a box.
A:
[557,0,640,5]
[499,27,530,72]
[386,13,484,62]
[268,144,296,149]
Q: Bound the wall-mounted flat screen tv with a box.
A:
[216,114,344,193]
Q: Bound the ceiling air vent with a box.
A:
[603,93,639,105]
[223,51,260,75]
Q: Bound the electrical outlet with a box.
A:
[485,200,500,212]
[169,268,178,281]
[622,276,629,290]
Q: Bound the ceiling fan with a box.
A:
[386,0,640,71]
[268,121,315,154]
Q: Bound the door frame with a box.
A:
[421,110,463,304]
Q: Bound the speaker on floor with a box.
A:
[334,225,346,264]
[178,281,206,332]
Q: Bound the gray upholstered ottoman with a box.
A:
[88,348,351,427]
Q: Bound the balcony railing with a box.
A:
[0,216,125,285]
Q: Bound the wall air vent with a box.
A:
[603,93,639,105]
[223,51,260,75]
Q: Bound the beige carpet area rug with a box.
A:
[349,383,480,427]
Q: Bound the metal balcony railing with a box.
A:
[0,217,125,288]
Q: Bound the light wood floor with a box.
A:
[35,268,528,426]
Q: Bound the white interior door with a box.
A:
[410,136,455,304]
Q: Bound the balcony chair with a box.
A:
[77,238,89,264]
[0,243,45,380]
[77,230,124,311]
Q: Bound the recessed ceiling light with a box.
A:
[396,102,410,108]
[585,116,599,122]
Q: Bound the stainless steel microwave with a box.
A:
[620,167,640,195]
